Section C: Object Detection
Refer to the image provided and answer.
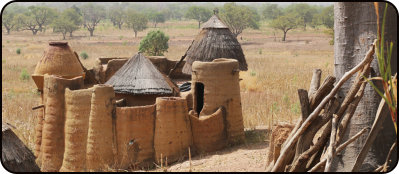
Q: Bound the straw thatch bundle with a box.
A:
[189,107,227,153]
[191,58,245,145]
[60,88,92,172]
[105,53,173,95]
[154,97,192,164]
[40,75,84,172]
[86,84,115,172]
[115,105,156,169]
[2,124,40,172]
[182,15,248,74]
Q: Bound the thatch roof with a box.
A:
[182,15,248,74]
[105,53,173,95]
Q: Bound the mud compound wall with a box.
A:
[154,97,192,164]
[40,75,84,172]
[189,107,227,153]
[191,58,245,145]
[115,105,156,169]
[60,88,92,172]
[86,85,116,171]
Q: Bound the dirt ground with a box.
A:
[149,127,272,172]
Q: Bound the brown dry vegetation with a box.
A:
[1,20,333,169]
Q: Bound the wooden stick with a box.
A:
[294,89,311,159]
[189,147,192,172]
[282,118,302,149]
[290,120,332,172]
[325,114,338,172]
[32,104,44,110]
[294,98,339,162]
[308,69,322,99]
[309,76,336,111]
[351,97,389,172]
[373,165,384,172]
[272,40,376,172]
[382,141,397,172]
[168,40,195,77]
[308,127,369,172]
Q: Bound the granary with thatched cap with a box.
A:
[182,14,248,74]
[105,52,179,106]
[32,41,85,90]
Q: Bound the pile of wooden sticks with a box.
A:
[266,40,396,172]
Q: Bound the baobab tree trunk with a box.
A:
[332,2,397,172]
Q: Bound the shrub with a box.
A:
[119,35,123,40]
[16,48,21,54]
[139,30,169,56]
[20,69,30,81]
[80,52,89,59]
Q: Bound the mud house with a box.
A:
[182,14,248,74]
[105,52,179,106]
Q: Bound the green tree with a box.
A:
[285,3,317,31]
[109,4,126,29]
[15,13,40,35]
[2,8,17,34]
[126,9,148,38]
[139,30,169,56]
[219,3,260,37]
[319,5,334,29]
[185,6,212,28]
[81,3,106,36]
[52,8,81,40]
[148,12,165,28]
[270,14,300,41]
[27,6,57,32]
[62,8,83,37]
[262,4,283,20]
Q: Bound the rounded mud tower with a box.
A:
[32,42,85,90]
[115,105,156,169]
[191,58,245,145]
[189,107,227,153]
[154,97,192,164]
[40,75,84,172]
[86,84,115,171]
[60,88,92,172]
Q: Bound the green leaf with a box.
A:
[364,76,395,109]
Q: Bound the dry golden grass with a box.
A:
[1,20,333,152]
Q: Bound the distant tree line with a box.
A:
[2,2,333,41]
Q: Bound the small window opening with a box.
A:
[195,82,204,114]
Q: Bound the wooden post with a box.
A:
[308,69,322,99]
[325,114,338,172]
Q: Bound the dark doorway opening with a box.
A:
[195,82,204,114]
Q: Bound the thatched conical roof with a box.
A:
[105,53,173,95]
[182,14,248,74]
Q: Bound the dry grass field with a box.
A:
[1,20,334,157]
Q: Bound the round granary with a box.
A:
[60,88,92,172]
[154,97,192,164]
[191,58,245,145]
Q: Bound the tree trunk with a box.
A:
[134,31,137,38]
[32,30,38,35]
[62,32,66,40]
[154,22,157,28]
[198,21,201,29]
[118,23,122,30]
[332,2,397,172]
[89,29,94,37]
[69,31,73,37]
[6,28,10,35]
[282,31,287,41]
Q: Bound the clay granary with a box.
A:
[31,14,248,171]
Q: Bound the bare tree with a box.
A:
[332,2,397,172]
